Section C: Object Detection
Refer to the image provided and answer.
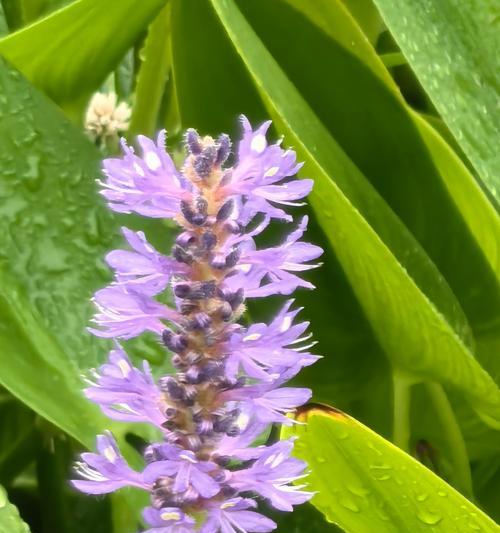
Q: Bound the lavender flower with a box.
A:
[73,116,322,532]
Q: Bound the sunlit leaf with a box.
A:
[371,0,500,204]
[282,406,498,532]
[209,0,500,427]
[0,0,166,107]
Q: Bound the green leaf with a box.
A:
[0,0,167,107]
[129,2,172,138]
[209,0,500,426]
[282,406,498,532]
[0,0,66,31]
[171,0,266,135]
[0,57,122,445]
[251,0,500,461]
[371,0,500,204]
[0,485,30,533]
[239,0,500,354]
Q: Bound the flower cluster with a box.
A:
[73,116,322,532]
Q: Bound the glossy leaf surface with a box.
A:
[282,406,498,532]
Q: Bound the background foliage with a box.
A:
[0,0,498,531]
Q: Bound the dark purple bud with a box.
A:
[214,455,231,467]
[185,366,201,384]
[173,282,191,298]
[180,301,198,315]
[221,486,238,497]
[198,280,217,299]
[199,360,223,381]
[188,312,211,330]
[221,288,244,310]
[191,213,207,226]
[171,354,185,368]
[186,434,202,451]
[215,133,231,165]
[176,231,196,247]
[210,254,227,270]
[224,247,241,268]
[219,170,232,187]
[219,301,233,321]
[195,196,208,215]
[181,200,196,222]
[185,352,202,365]
[160,377,185,400]
[201,231,217,250]
[144,445,161,463]
[184,384,198,401]
[165,407,178,418]
[214,470,229,483]
[225,220,240,234]
[173,245,194,264]
[194,146,217,178]
[216,199,234,222]
[197,418,214,435]
[226,425,241,437]
[185,128,202,154]
[164,330,187,353]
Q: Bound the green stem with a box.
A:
[392,372,412,452]
[426,382,473,498]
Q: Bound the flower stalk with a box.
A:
[72,116,322,532]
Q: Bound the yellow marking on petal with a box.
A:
[221,502,236,510]
[133,162,145,176]
[117,359,131,376]
[243,333,262,342]
[103,446,117,463]
[264,166,279,177]
[160,511,181,521]
[145,151,162,171]
[280,316,292,332]
[251,134,266,154]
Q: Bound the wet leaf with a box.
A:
[282,406,498,532]
[0,0,166,107]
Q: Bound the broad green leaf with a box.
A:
[0,0,166,107]
[260,0,500,460]
[0,486,30,533]
[209,0,500,426]
[371,0,500,204]
[282,407,498,532]
[239,0,500,351]
[0,58,117,445]
[129,2,172,138]
[171,0,266,135]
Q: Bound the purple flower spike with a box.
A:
[75,117,322,532]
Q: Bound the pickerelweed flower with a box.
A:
[73,116,323,532]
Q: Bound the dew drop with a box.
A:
[339,496,360,513]
[417,509,443,526]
